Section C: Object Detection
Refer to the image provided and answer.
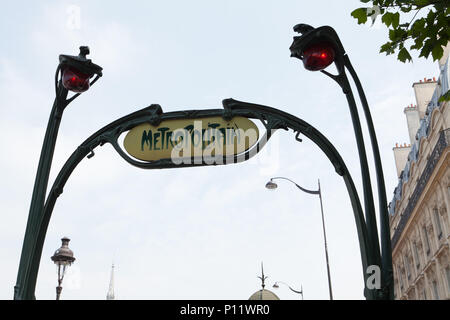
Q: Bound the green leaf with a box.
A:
[389,28,396,40]
[382,12,394,27]
[410,18,426,36]
[432,44,444,61]
[392,12,400,28]
[410,35,425,50]
[419,38,434,58]
[351,8,368,24]
[426,9,436,25]
[435,12,449,30]
[380,42,394,54]
[400,7,412,13]
[398,47,412,62]
[414,0,431,7]
[438,90,450,102]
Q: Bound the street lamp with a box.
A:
[266,177,333,300]
[14,46,102,300]
[289,24,393,300]
[51,237,75,300]
[59,46,103,93]
[273,281,303,300]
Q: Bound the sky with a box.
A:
[0,1,441,300]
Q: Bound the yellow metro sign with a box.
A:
[123,116,259,162]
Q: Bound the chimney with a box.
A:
[393,143,411,178]
[404,104,420,145]
[412,78,437,118]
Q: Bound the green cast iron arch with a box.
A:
[20,98,375,299]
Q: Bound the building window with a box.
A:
[398,266,404,291]
[405,255,412,280]
[433,208,443,239]
[413,242,420,269]
[446,267,450,293]
[423,225,431,255]
[432,281,440,300]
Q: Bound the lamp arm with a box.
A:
[275,281,303,294]
[288,286,303,294]
[271,177,319,195]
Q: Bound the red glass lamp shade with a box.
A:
[62,67,91,92]
[302,43,335,71]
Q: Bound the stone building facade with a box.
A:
[388,46,450,300]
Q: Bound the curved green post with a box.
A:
[14,47,102,300]
[289,24,393,299]
[343,55,393,300]
[14,86,68,300]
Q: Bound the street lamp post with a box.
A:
[50,237,76,300]
[14,47,102,300]
[273,281,303,300]
[266,177,333,300]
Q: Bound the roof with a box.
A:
[248,289,280,300]
[389,55,449,216]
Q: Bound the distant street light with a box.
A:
[266,177,333,300]
[273,281,303,300]
[51,237,75,300]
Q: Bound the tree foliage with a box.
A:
[351,0,449,100]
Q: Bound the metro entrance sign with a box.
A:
[15,24,393,300]
[123,116,259,162]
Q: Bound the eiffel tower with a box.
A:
[106,263,115,300]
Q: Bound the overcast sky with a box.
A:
[0,1,440,300]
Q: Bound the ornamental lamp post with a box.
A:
[289,24,393,300]
[14,46,102,300]
[51,237,75,300]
